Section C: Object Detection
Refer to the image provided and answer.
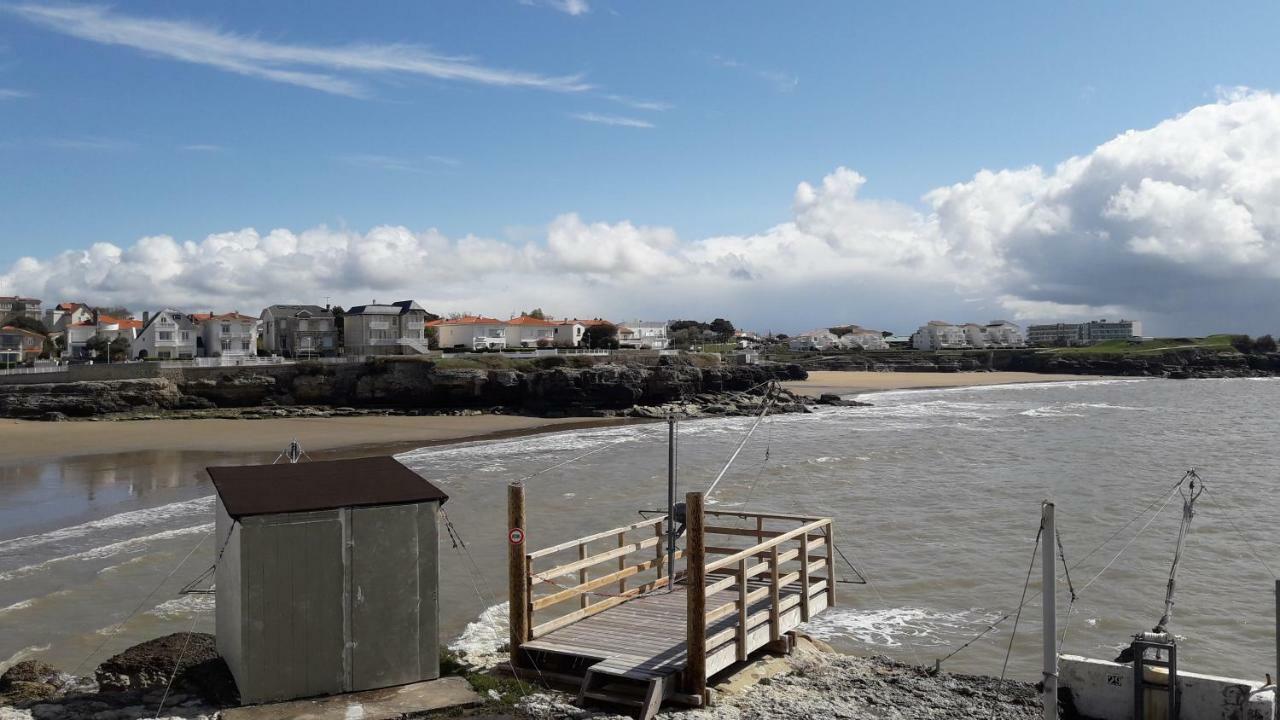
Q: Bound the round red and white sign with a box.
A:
[508,527,524,545]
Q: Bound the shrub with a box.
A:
[1229,335,1255,354]
[1256,335,1278,353]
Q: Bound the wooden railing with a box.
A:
[509,481,687,657]
[685,493,835,696]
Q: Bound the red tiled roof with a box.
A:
[435,315,504,325]
[1,325,45,337]
[505,315,554,326]
[55,302,85,312]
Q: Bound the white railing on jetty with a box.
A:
[0,364,69,377]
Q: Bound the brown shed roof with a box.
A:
[208,456,448,519]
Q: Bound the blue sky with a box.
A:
[2,2,1280,334]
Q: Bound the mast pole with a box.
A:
[666,415,678,590]
[1042,501,1058,720]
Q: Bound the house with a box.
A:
[0,296,42,323]
[430,315,509,350]
[44,302,94,333]
[209,456,449,704]
[841,329,890,351]
[130,310,198,360]
[964,320,1025,348]
[616,320,670,349]
[193,312,260,357]
[260,305,339,358]
[1026,319,1142,346]
[551,320,586,348]
[343,301,431,356]
[61,312,143,359]
[505,315,558,348]
[911,321,969,351]
[788,329,841,351]
[0,325,45,364]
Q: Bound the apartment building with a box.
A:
[260,305,339,357]
[131,310,197,359]
[343,301,430,355]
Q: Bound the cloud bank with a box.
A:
[4,91,1280,335]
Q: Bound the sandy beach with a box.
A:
[0,414,646,464]
[783,370,1103,397]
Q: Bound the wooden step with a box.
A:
[581,690,645,708]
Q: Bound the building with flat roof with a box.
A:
[1026,319,1143,346]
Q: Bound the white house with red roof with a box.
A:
[194,311,260,357]
[429,315,509,350]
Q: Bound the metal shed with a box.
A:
[208,456,449,705]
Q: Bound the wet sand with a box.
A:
[783,370,1103,397]
[0,415,646,464]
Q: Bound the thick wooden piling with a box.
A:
[685,491,707,699]
[508,483,528,668]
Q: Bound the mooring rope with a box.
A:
[1201,483,1278,580]
[988,518,1043,720]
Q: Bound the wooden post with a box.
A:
[768,545,781,642]
[824,522,837,607]
[578,543,590,610]
[508,483,528,668]
[1042,501,1058,720]
[737,558,749,661]
[686,491,707,698]
[655,520,666,582]
[617,531,628,595]
[1275,579,1279,698]
[799,531,811,622]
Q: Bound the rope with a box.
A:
[179,523,239,595]
[1056,528,1077,654]
[1201,484,1278,580]
[438,508,545,697]
[1076,484,1181,594]
[513,422,668,486]
[933,613,1011,671]
[153,615,200,718]
[1064,473,1190,576]
[989,519,1043,720]
[69,529,211,677]
[705,385,778,499]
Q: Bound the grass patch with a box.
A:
[1042,335,1236,356]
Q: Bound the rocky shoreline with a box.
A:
[1,633,1041,720]
[0,360,813,421]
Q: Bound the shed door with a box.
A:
[243,511,346,703]
[349,503,437,690]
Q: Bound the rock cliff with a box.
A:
[0,360,808,420]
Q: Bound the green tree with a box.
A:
[1255,334,1277,353]
[524,308,546,319]
[709,318,736,339]
[583,322,619,349]
[2,315,48,335]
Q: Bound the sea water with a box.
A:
[2,378,1276,682]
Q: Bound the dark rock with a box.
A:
[94,632,238,705]
[816,393,873,408]
[0,680,58,705]
[40,411,68,422]
[1,659,61,690]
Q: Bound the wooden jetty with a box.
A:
[507,485,836,718]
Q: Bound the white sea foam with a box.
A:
[0,496,215,556]
[0,598,36,616]
[0,645,51,675]
[449,602,509,669]
[1019,406,1086,418]
[854,377,1150,403]
[803,606,1003,648]
[148,594,214,619]
[0,523,213,582]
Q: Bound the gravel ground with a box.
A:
[516,644,1041,720]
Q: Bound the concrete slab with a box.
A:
[221,676,482,720]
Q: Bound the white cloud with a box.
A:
[7,4,590,98]
[0,88,28,100]
[180,144,222,152]
[5,91,1280,335]
[603,94,672,112]
[570,112,654,128]
[337,153,459,173]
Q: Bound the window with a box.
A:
[222,323,231,333]
[222,339,232,350]
[241,340,250,351]
[181,331,189,341]
[158,331,173,341]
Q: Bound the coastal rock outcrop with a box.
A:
[0,360,808,420]
[94,633,236,705]
[0,378,183,418]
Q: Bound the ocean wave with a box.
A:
[0,496,215,557]
[147,594,214,620]
[0,598,36,616]
[449,602,509,665]
[0,645,51,676]
[802,606,1004,648]
[855,377,1151,403]
[0,523,213,583]
[1019,406,1086,418]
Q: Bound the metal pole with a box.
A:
[1275,579,1279,693]
[1042,501,1058,720]
[666,416,678,589]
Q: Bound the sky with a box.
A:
[2,2,1279,335]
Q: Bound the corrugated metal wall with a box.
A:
[217,501,440,705]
